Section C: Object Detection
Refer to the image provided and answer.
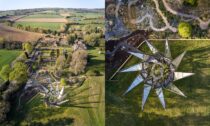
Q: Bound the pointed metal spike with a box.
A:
[172,51,186,69]
[156,88,166,109]
[57,100,69,105]
[58,87,64,99]
[165,38,172,59]
[123,75,143,95]
[120,63,143,72]
[166,83,186,97]
[145,40,158,54]
[174,72,195,81]
[128,51,149,60]
[142,84,152,110]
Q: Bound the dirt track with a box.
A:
[0,24,43,42]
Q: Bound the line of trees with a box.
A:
[0,62,28,124]
[0,37,22,50]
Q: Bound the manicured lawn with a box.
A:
[0,49,21,69]
[106,40,210,126]
[15,22,64,31]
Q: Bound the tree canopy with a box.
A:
[178,22,192,38]
[0,65,12,81]
[23,42,33,54]
[9,62,28,85]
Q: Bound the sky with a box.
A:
[0,0,104,10]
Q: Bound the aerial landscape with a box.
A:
[105,0,210,125]
[0,0,104,125]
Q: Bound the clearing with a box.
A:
[0,49,21,69]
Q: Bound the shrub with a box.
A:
[178,22,192,38]
[70,50,88,75]
[184,0,197,6]
[0,37,4,49]
[0,65,12,81]
[9,62,28,85]
[60,78,67,86]
[23,42,33,54]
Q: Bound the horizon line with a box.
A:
[0,7,105,11]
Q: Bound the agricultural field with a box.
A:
[106,40,210,126]
[14,11,67,31]
[14,22,65,31]
[0,50,21,69]
[0,23,43,42]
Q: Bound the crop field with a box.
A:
[0,24,43,42]
[14,22,65,31]
[0,50,21,69]
[14,11,66,31]
[8,47,105,126]
[106,40,210,126]
[17,18,67,23]
[25,13,63,18]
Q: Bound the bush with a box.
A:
[0,100,10,123]
[0,65,12,81]
[178,22,192,38]
[184,0,197,6]
[86,70,100,76]
[9,62,28,85]
[23,42,33,54]
[70,50,88,75]
[60,78,67,86]
[0,37,4,49]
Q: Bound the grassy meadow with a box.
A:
[0,50,21,69]
[106,40,210,126]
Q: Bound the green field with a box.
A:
[25,13,63,18]
[15,22,64,31]
[9,47,105,126]
[0,50,21,69]
[106,40,210,126]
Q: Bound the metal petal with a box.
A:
[123,75,143,95]
[58,87,64,99]
[165,38,172,59]
[145,40,158,54]
[172,51,186,69]
[142,84,152,110]
[174,72,194,81]
[120,63,143,72]
[165,83,186,97]
[156,88,166,109]
[128,51,149,60]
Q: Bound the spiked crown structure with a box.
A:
[121,39,194,110]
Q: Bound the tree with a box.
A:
[0,65,12,81]
[0,100,10,123]
[23,42,33,54]
[178,22,192,38]
[9,62,28,85]
[70,50,88,75]
[60,78,67,86]
[67,34,77,45]
[84,33,101,46]
[0,37,4,49]
[184,0,197,6]
[56,55,66,70]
